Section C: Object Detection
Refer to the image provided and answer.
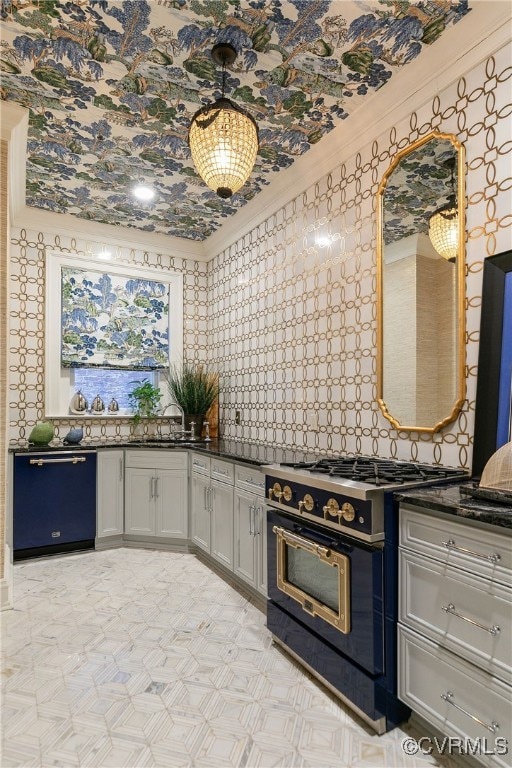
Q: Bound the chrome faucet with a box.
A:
[160,401,196,440]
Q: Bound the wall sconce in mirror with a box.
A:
[376,130,466,433]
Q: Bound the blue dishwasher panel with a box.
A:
[14,451,97,556]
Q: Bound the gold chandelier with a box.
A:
[188,43,259,199]
[428,157,459,261]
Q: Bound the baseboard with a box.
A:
[0,575,13,610]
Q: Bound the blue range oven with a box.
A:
[264,457,467,733]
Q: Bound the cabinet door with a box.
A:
[97,450,124,537]
[125,467,154,535]
[190,472,210,551]
[156,470,188,539]
[210,479,234,570]
[255,503,268,597]
[233,488,257,587]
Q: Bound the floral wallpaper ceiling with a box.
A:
[0,0,470,241]
[383,136,458,245]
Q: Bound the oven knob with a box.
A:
[323,498,340,518]
[341,502,356,522]
[282,485,293,502]
[298,493,314,513]
[268,482,282,500]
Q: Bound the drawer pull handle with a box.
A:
[442,539,501,564]
[440,692,499,734]
[442,603,501,636]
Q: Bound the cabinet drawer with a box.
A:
[190,453,210,475]
[235,465,265,495]
[400,550,512,683]
[399,626,511,768]
[125,450,187,470]
[400,504,512,584]
[211,458,234,484]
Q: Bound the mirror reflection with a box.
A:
[377,131,465,433]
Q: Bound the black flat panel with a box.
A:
[473,250,512,477]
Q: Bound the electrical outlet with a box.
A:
[235,410,241,425]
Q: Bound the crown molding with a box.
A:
[10,204,207,261]
[1,102,28,225]
[2,102,206,261]
[206,2,512,260]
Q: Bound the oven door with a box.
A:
[268,508,384,675]
[273,523,350,634]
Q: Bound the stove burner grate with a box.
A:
[279,456,465,487]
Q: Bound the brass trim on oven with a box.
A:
[273,525,350,634]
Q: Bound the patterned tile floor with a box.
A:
[1,548,456,768]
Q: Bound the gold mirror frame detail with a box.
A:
[376,130,466,434]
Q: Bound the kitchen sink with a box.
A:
[133,438,210,446]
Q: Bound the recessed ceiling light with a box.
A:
[132,185,155,201]
[96,250,112,260]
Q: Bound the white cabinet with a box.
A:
[233,464,267,597]
[190,454,234,570]
[97,449,124,538]
[398,503,512,767]
[125,450,188,540]
[211,478,234,569]
[190,470,210,551]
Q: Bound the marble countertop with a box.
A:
[396,481,512,530]
[9,438,315,468]
[11,440,511,529]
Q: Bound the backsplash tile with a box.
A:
[8,233,208,445]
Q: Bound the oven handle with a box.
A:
[272,526,330,558]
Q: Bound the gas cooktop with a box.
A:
[281,455,466,485]
[264,454,469,542]
[265,455,468,498]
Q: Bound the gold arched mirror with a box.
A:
[376,131,466,433]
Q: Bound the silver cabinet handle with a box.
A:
[442,603,500,636]
[440,692,499,734]
[204,485,208,511]
[30,456,86,466]
[154,476,159,499]
[119,458,123,481]
[150,476,154,499]
[249,504,254,536]
[442,539,501,564]
[256,505,263,535]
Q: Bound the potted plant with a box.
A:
[128,378,162,433]
[165,361,219,438]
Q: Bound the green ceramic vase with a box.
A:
[28,421,54,446]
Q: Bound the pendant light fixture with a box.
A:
[428,157,459,262]
[188,43,259,199]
